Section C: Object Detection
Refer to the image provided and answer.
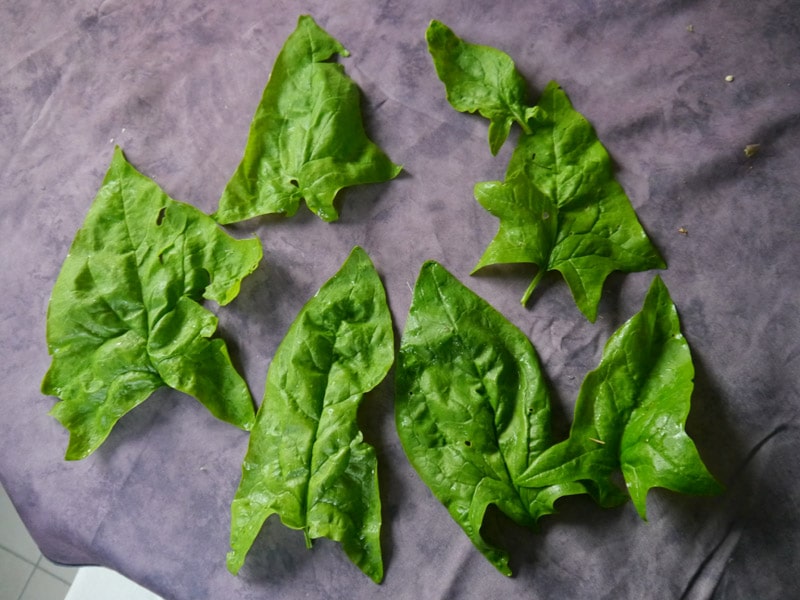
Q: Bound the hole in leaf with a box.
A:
[464,440,472,447]
[156,207,167,226]
[289,179,299,187]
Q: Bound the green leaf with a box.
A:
[473,81,666,321]
[516,276,723,518]
[42,147,262,460]
[228,246,393,583]
[397,267,721,573]
[395,261,588,575]
[214,15,402,224]
[426,20,533,155]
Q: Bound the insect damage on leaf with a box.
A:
[396,264,721,574]
[213,15,402,224]
[395,261,589,575]
[42,147,262,460]
[228,246,393,583]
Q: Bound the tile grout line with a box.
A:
[0,543,39,568]
[35,553,79,586]
[16,563,37,600]
[2,545,77,597]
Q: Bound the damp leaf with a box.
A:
[396,266,720,574]
[426,20,534,155]
[395,261,589,575]
[516,275,724,518]
[228,247,393,583]
[214,15,401,224]
[42,147,261,460]
[473,81,665,321]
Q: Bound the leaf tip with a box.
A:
[487,118,510,155]
[425,19,458,57]
[425,19,448,39]
[629,490,649,521]
[63,434,96,462]
[110,144,128,171]
[419,259,444,278]
[225,550,244,576]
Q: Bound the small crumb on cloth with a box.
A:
[744,144,761,157]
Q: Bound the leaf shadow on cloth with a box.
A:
[334,172,411,224]
[89,388,185,467]
[232,514,316,585]
[677,416,800,598]
[670,351,766,599]
[355,371,402,577]
[470,312,737,584]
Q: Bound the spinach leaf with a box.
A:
[516,276,723,518]
[228,246,393,583]
[395,261,589,575]
[214,15,402,224]
[474,81,666,321]
[426,20,534,155]
[396,265,720,573]
[42,147,262,460]
[426,21,664,321]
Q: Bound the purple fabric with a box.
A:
[1,1,798,598]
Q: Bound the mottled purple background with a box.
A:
[1,1,798,598]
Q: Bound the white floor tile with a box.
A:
[20,569,70,600]
[0,487,40,564]
[0,548,35,600]
[65,567,164,600]
[38,555,79,584]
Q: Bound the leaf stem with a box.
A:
[521,269,545,306]
[516,111,533,136]
[304,529,313,549]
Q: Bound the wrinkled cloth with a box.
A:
[1,1,798,598]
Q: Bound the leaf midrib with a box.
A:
[430,272,529,502]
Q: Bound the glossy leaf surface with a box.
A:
[516,276,723,518]
[228,247,393,583]
[214,15,401,224]
[42,147,261,460]
[395,261,587,575]
[474,81,665,321]
[426,20,533,155]
[397,266,720,573]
